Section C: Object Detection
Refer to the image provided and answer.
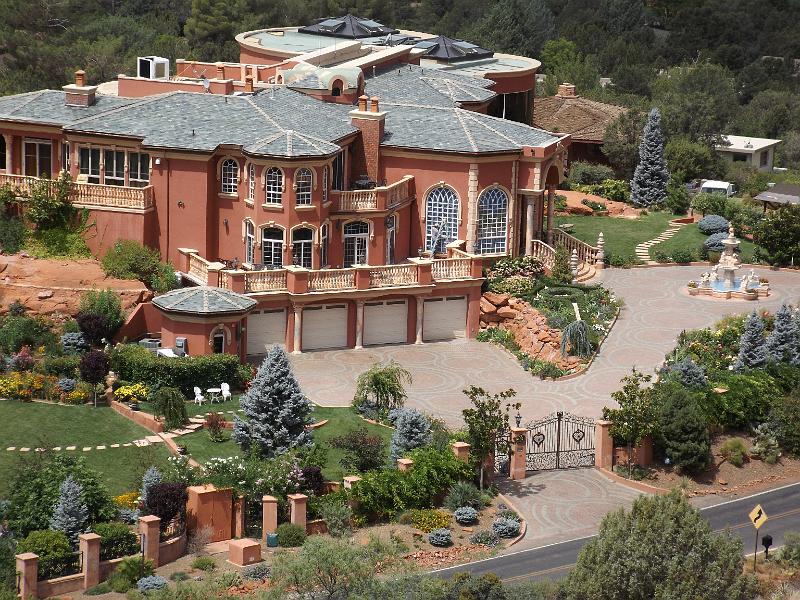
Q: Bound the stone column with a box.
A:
[288,493,308,530]
[16,553,38,600]
[233,496,246,539]
[594,420,614,469]
[79,533,102,590]
[570,248,579,282]
[139,515,161,567]
[525,196,536,255]
[396,458,413,471]
[262,495,278,539]
[342,475,362,489]
[292,305,302,354]
[595,232,605,269]
[354,300,365,349]
[509,427,527,481]
[451,441,471,462]
[546,185,556,246]
[415,296,424,344]
[465,163,479,253]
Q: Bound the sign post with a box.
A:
[748,504,769,572]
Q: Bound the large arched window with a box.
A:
[265,167,283,204]
[245,221,255,264]
[221,158,238,194]
[247,163,256,202]
[292,228,313,268]
[425,185,460,253]
[295,168,312,205]
[476,187,509,254]
[344,221,369,266]
[261,227,283,268]
[322,165,329,204]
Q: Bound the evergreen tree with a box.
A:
[49,475,88,547]
[734,311,767,371]
[464,0,555,58]
[630,108,669,207]
[551,245,573,284]
[669,357,708,388]
[656,385,710,474]
[766,304,800,365]
[139,466,162,507]
[233,345,313,458]
[389,408,432,463]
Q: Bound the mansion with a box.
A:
[0,15,589,358]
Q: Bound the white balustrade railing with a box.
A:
[431,258,472,280]
[244,269,288,293]
[308,268,356,291]
[369,264,418,288]
[188,254,211,285]
[337,190,378,211]
[552,229,598,266]
[530,240,556,270]
[0,173,154,210]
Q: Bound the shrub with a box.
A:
[599,179,629,202]
[17,530,71,579]
[79,289,124,337]
[665,178,691,215]
[191,556,216,571]
[666,357,708,389]
[75,312,111,347]
[300,465,325,497]
[93,522,138,560]
[139,466,162,507]
[720,438,748,467]
[443,481,484,511]
[57,377,76,393]
[779,532,800,566]
[567,162,615,186]
[60,332,89,354]
[101,240,178,293]
[698,215,730,235]
[428,528,452,547]
[703,232,728,253]
[454,506,479,525]
[0,315,57,354]
[656,385,710,474]
[409,509,450,532]
[137,575,168,592]
[389,408,431,463]
[39,355,80,377]
[79,350,109,387]
[353,360,411,417]
[276,523,306,547]
[113,492,139,510]
[109,556,154,593]
[772,388,800,455]
[319,500,352,538]
[0,216,27,254]
[653,249,670,263]
[330,427,386,472]
[470,529,500,548]
[242,562,271,582]
[170,572,189,582]
[705,370,778,429]
[491,517,521,538]
[151,387,188,430]
[487,255,545,280]
[115,383,148,404]
[143,482,187,532]
[551,246,573,284]
[671,248,695,264]
[750,423,780,465]
[85,582,111,595]
[204,412,227,442]
[497,509,520,522]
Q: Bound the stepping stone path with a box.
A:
[634,219,686,264]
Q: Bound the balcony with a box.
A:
[330,175,414,213]
[0,173,155,212]
[178,248,483,297]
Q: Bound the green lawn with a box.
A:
[554,211,678,262]
[651,221,758,263]
[179,405,393,481]
[140,395,242,418]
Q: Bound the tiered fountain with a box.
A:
[688,224,769,300]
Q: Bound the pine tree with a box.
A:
[630,108,669,207]
[139,466,162,507]
[669,357,708,388]
[389,408,432,463]
[233,345,313,458]
[49,475,88,547]
[656,386,710,474]
[766,304,800,365]
[734,311,767,371]
[551,245,573,284]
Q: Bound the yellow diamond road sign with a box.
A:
[749,504,768,529]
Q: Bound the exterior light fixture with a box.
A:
[515,411,522,428]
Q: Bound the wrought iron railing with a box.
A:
[38,551,82,580]
[160,516,186,542]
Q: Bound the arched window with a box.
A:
[221,158,238,194]
[295,168,312,205]
[425,185,460,254]
[247,163,256,202]
[292,228,313,268]
[322,165,329,204]
[331,80,342,97]
[320,223,329,268]
[476,187,509,254]
[344,221,369,266]
[386,214,396,265]
[261,227,283,268]
[212,329,225,354]
[245,221,255,264]
[265,167,283,204]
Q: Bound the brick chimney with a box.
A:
[557,83,577,98]
[349,95,386,184]
[244,75,254,93]
[63,70,97,107]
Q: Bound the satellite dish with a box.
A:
[201,77,210,92]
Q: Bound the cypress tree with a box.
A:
[389,408,432,463]
[49,475,88,547]
[233,345,313,458]
[630,108,669,207]
[734,311,767,371]
[766,304,800,365]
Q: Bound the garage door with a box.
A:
[364,300,408,346]
[423,296,467,341]
[302,304,348,351]
[246,309,286,355]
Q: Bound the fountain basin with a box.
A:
[688,279,769,300]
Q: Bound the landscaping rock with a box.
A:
[496,306,518,320]
[483,291,510,307]
[480,297,497,314]
[37,290,54,299]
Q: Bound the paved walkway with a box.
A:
[634,219,686,263]
[291,265,800,426]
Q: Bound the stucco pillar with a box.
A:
[79,533,101,590]
[139,515,161,567]
[524,196,536,255]
[355,300,365,349]
[509,427,527,480]
[415,296,424,344]
[233,495,246,539]
[536,193,545,240]
[288,493,307,530]
[2,134,11,173]
[292,305,302,354]
[594,420,614,469]
[546,185,556,246]
[16,553,38,600]
[396,458,413,471]
[451,441,470,462]
[261,495,278,539]
[465,163,479,253]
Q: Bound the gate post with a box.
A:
[594,420,614,469]
[509,427,527,480]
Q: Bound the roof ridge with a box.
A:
[292,130,337,153]
[65,92,176,129]
[2,90,46,116]
[245,95,286,134]
[452,108,478,153]
[460,111,520,146]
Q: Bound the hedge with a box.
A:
[109,344,245,396]
[93,522,139,560]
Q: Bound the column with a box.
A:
[233,495,245,539]
[79,533,101,590]
[292,305,302,354]
[16,553,38,600]
[451,441,470,462]
[594,420,614,469]
[262,495,278,539]
[509,427,527,480]
[536,194,545,240]
[396,458,413,471]
[546,185,555,246]
[415,296,424,344]
[138,515,161,567]
[465,163,479,253]
[2,134,11,173]
[288,493,308,530]
[354,300,365,349]
[524,196,535,255]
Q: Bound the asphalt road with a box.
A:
[434,481,800,584]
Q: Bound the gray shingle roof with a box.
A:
[298,14,398,39]
[153,286,256,315]
[0,90,136,126]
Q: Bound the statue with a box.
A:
[700,272,711,286]
[710,265,719,281]
[739,273,750,292]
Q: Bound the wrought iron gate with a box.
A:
[525,411,595,471]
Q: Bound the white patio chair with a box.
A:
[193,386,206,405]
[220,382,232,402]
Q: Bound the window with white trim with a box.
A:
[221,158,238,194]
[245,221,255,264]
[386,214,396,265]
[332,151,344,190]
[295,168,312,205]
[322,165,329,204]
[265,167,283,204]
[247,163,256,202]
[262,227,283,268]
[344,221,369,266]
[425,185,460,253]
[129,152,150,187]
[320,223,329,268]
[79,147,100,183]
[292,227,313,268]
[476,187,508,254]
[24,139,52,178]
[104,150,125,186]
[60,141,69,172]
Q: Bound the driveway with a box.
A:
[291,265,800,426]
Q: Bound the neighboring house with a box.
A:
[0,15,579,359]
[754,183,800,210]
[715,135,781,172]
[532,83,626,165]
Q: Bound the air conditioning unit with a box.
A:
[137,56,170,80]
[138,338,161,350]
[175,337,188,355]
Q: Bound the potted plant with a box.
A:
[176,444,188,455]
[130,402,140,411]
